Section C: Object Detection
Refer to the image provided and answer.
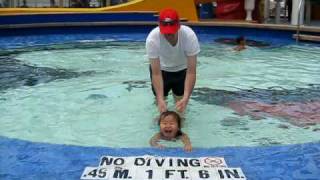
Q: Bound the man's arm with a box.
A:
[176,55,197,112]
[150,58,167,113]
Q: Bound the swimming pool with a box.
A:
[1,25,320,179]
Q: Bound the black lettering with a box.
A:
[218,169,224,178]
[169,158,173,166]
[114,158,125,165]
[146,158,151,166]
[177,169,188,178]
[88,168,97,178]
[199,170,210,178]
[134,158,145,166]
[100,157,113,166]
[225,169,240,178]
[98,168,107,178]
[113,169,130,179]
[155,158,165,167]
[189,159,200,167]
[165,170,175,178]
[177,159,188,167]
[146,170,153,179]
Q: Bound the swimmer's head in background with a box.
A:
[236,36,246,44]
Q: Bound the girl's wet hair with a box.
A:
[158,111,182,129]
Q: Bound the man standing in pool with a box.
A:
[146,8,200,113]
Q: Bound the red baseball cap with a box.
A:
[159,8,180,34]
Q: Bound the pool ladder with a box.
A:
[294,0,320,43]
[295,0,303,43]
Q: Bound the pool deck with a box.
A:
[194,20,320,32]
[2,20,320,42]
[1,20,319,32]
[0,19,320,30]
[1,20,319,44]
[192,21,320,42]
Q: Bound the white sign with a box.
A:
[81,155,246,180]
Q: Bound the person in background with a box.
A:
[146,8,200,113]
[258,0,265,23]
[234,36,246,51]
[150,111,192,152]
[286,0,293,22]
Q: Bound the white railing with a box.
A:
[296,0,304,43]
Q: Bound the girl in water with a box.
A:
[150,111,192,152]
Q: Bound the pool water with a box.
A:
[0,40,320,149]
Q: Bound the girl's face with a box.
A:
[160,115,179,139]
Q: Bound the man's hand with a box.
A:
[157,99,167,113]
[175,97,188,113]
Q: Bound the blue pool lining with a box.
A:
[1,136,319,179]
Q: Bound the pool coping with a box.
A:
[1,21,320,33]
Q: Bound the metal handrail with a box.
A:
[296,0,304,43]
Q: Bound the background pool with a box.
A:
[1,38,319,148]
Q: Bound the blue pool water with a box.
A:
[0,26,320,179]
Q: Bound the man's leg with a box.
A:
[173,94,182,103]
[149,66,170,111]
[171,69,187,120]
[173,94,185,122]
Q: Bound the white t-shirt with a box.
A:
[146,25,200,72]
